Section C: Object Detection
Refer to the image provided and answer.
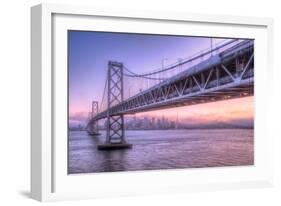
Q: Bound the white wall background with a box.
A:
[0,0,280,205]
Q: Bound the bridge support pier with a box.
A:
[97,61,132,150]
[88,121,99,135]
[97,114,132,150]
[87,101,100,135]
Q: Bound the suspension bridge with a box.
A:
[86,39,254,150]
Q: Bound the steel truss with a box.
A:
[105,61,126,144]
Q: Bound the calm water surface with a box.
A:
[68,129,253,174]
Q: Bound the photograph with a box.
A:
[67,31,254,174]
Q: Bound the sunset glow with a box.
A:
[134,96,253,123]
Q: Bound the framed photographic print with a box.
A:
[31,3,274,201]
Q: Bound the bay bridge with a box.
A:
[86,39,254,150]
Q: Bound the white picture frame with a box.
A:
[31,3,274,202]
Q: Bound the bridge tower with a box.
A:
[87,101,100,135]
[97,61,132,150]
